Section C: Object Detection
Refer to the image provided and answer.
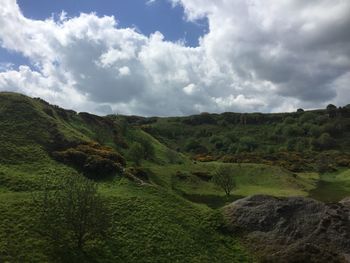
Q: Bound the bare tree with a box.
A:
[212,165,236,196]
[33,174,111,253]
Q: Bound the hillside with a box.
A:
[129,104,350,172]
[1,92,350,262]
[0,92,253,262]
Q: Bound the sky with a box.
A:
[0,0,349,116]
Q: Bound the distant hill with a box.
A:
[2,92,350,174]
[127,103,350,172]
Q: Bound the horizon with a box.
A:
[0,0,349,116]
[1,90,346,118]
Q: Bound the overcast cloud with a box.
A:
[0,0,349,116]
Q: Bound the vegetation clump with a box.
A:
[53,142,125,178]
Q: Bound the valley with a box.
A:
[1,92,350,262]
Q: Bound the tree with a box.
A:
[129,133,155,160]
[284,117,296,125]
[33,175,111,254]
[318,133,336,149]
[137,136,155,160]
[326,104,337,118]
[308,125,322,138]
[185,139,208,154]
[128,142,144,165]
[212,165,236,196]
[299,112,317,124]
[311,133,336,151]
[165,148,182,164]
[283,124,304,137]
[238,136,258,152]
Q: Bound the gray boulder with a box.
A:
[224,195,350,262]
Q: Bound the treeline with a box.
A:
[140,104,350,157]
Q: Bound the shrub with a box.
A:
[322,122,343,136]
[318,133,336,150]
[286,138,297,151]
[84,155,122,177]
[225,132,238,143]
[185,139,208,154]
[315,115,328,125]
[209,135,231,150]
[238,136,258,152]
[295,138,310,152]
[283,125,304,137]
[312,133,336,150]
[299,112,317,124]
[308,125,322,138]
[284,117,296,125]
[137,136,155,160]
[52,142,125,178]
[165,148,182,164]
[128,142,144,165]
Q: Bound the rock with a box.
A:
[339,197,350,208]
[224,195,350,262]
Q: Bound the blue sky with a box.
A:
[0,0,349,116]
[0,0,208,69]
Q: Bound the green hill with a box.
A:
[0,92,253,262]
[132,105,350,172]
[1,92,350,262]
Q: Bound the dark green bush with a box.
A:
[128,142,144,165]
[283,125,304,137]
[52,142,125,178]
[238,137,258,152]
[284,117,296,125]
[312,133,336,151]
[185,139,208,154]
[299,112,317,124]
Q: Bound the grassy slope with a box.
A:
[308,169,350,202]
[139,108,350,156]
[145,162,317,209]
[0,93,253,262]
[0,180,252,262]
[1,92,349,262]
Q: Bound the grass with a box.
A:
[308,169,350,202]
[1,92,350,262]
[141,161,323,210]
[0,92,253,262]
[147,162,317,199]
[0,179,254,262]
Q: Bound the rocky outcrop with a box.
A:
[224,195,350,263]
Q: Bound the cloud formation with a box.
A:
[0,0,349,116]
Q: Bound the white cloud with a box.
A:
[0,0,349,116]
[183,83,199,95]
[118,66,131,76]
[146,0,157,6]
